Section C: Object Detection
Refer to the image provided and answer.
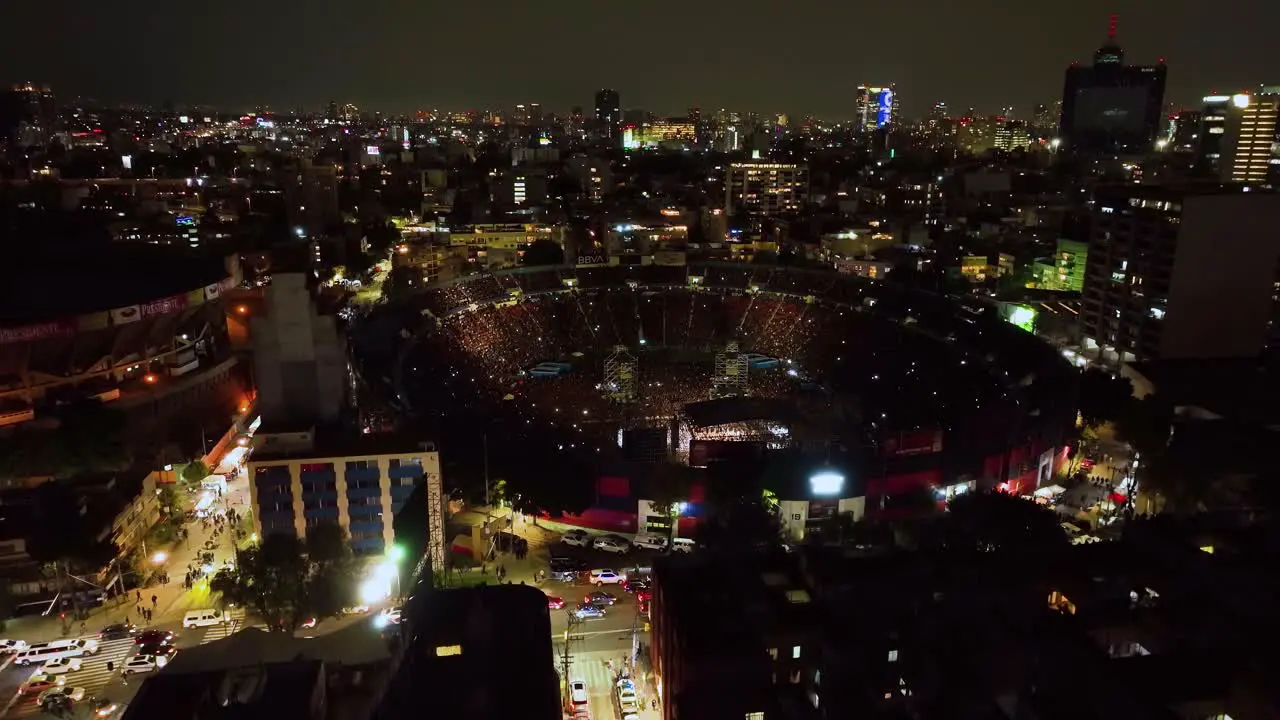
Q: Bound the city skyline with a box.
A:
[4,2,1278,117]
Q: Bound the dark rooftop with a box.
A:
[375,583,559,720]
[250,426,438,462]
[1127,358,1280,424]
[3,244,230,323]
[122,659,324,720]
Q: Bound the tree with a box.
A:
[927,491,1068,554]
[524,238,565,266]
[305,521,351,566]
[1114,393,1173,458]
[182,460,210,485]
[1078,369,1134,428]
[647,462,698,539]
[382,266,422,302]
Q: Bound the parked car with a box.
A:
[40,657,83,675]
[623,578,649,594]
[671,538,696,553]
[98,623,138,641]
[574,604,606,620]
[547,595,565,610]
[570,679,589,705]
[632,533,668,551]
[589,569,625,586]
[593,535,631,554]
[550,570,580,583]
[584,591,617,607]
[561,529,591,547]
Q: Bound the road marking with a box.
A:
[567,629,633,639]
[4,638,136,719]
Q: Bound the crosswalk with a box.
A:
[195,608,248,644]
[7,638,136,718]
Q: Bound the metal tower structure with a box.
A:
[603,345,638,402]
[712,341,749,398]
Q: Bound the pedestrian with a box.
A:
[136,590,142,603]
[152,594,158,607]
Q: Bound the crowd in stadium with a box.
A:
[372,263,1074,455]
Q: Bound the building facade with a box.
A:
[250,274,346,425]
[1079,186,1280,365]
[1219,88,1280,186]
[248,431,440,555]
[1059,21,1167,155]
[594,89,621,144]
[725,163,809,217]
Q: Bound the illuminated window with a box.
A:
[768,648,778,660]
[792,645,801,659]
[887,649,898,663]
[435,645,463,656]
[745,713,764,720]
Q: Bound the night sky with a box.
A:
[6,1,1278,117]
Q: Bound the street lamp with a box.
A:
[151,551,168,565]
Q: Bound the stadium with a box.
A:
[0,245,243,432]
[356,262,1078,533]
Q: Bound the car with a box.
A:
[593,535,631,554]
[550,570,580,583]
[589,569,625,586]
[21,675,65,694]
[638,599,650,617]
[91,698,121,718]
[584,591,617,607]
[632,533,669,551]
[140,643,177,660]
[0,639,28,654]
[547,596,565,610]
[561,529,591,547]
[41,657,83,675]
[619,688,639,707]
[37,687,85,705]
[98,623,138,640]
[134,629,175,646]
[623,578,649,593]
[341,605,370,615]
[550,555,588,570]
[574,604,606,620]
[569,679,589,705]
[122,655,163,675]
[670,538,696,553]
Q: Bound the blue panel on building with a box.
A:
[302,506,341,520]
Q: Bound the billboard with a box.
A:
[882,429,944,458]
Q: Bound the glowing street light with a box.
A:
[151,551,168,565]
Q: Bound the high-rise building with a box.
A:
[1032,103,1056,138]
[0,82,56,146]
[1194,94,1235,174]
[994,121,1029,151]
[1219,88,1280,185]
[1169,109,1202,153]
[1059,16,1167,155]
[724,162,809,217]
[1079,185,1280,365]
[855,85,898,132]
[250,273,346,424]
[594,88,621,143]
[247,432,441,554]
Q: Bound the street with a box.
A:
[0,462,255,719]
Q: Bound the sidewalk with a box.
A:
[4,493,230,645]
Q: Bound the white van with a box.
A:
[632,533,669,551]
[183,609,226,628]
[671,538,696,553]
[14,639,98,667]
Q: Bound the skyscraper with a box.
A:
[1059,16,1167,155]
[594,88,621,143]
[0,82,56,146]
[1219,89,1280,185]
[855,85,898,132]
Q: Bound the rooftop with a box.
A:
[249,426,438,463]
[3,244,230,323]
